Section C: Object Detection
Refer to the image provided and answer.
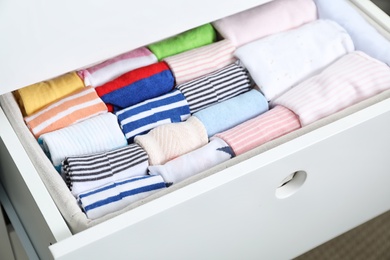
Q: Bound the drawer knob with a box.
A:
[275,170,307,199]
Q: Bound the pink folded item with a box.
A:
[272,51,390,126]
[78,47,157,87]
[164,40,236,85]
[24,86,107,138]
[212,0,317,47]
[215,106,300,155]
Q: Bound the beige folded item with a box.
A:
[134,116,208,165]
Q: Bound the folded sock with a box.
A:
[95,62,174,112]
[16,72,85,116]
[24,87,107,138]
[215,106,300,155]
[63,143,149,197]
[235,20,354,101]
[272,51,390,126]
[116,89,191,142]
[38,113,127,168]
[315,0,390,66]
[148,23,217,61]
[164,39,236,85]
[78,175,167,219]
[148,137,234,184]
[176,63,252,113]
[212,0,317,47]
[135,116,208,165]
[78,47,158,87]
[193,89,268,137]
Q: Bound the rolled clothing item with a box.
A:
[95,62,174,112]
[193,89,268,137]
[215,106,301,156]
[38,113,127,170]
[315,0,390,66]
[15,72,84,116]
[212,0,317,47]
[78,175,167,219]
[235,19,354,101]
[148,23,217,61]
[135,116,208,165]
[272,51,390,126]
[24,87,107,138]
[164,39,236,85]
[116,89,190,143]
[77,47,158,87]
[63,143,149,197]
[148,137,235,184]
[176,63,252,113]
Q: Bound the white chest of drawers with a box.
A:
[1,0,390,259]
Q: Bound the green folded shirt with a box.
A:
[148,23,217,61]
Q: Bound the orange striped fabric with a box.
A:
[164,39,236,85]
[24,86,107,138]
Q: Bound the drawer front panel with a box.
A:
[50,99,390,259]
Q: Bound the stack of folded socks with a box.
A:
[15,0,390,220]
[78,47,158,87]
[24,87,107,138]
[63,143,149,196]
[95,62,174,112]
[116,89,191,142]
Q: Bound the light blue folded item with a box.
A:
[315,0,390,66]
[193,89,268,137]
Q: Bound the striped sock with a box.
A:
[176,63,252,113]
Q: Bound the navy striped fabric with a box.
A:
[77,175,167,219]
[116,89,190,142]
[176,63,252,113]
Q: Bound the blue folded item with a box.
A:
[116,89,191,142]
[193,89,268,137]
[315,0,390,66]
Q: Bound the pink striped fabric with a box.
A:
[215,106,300,155]
[78,47,157,87]
[24,86,107,138]
[164,39,236,85]
[272,51,390,126]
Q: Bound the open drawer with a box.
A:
[1,0,390,259]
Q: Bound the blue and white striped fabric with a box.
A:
[78,175,167,219]
[116,89,191,142]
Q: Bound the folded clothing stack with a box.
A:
[148,137,235,184]
[215,106,301,155]
[63,143,149,197]
[235,19,354,101]
[24,87,107,138]
[135,116,208,165]
[193,89,268,137]
[78,47,158,87]
[38,113,127,171]
[212,0,317,47]
[15,72,85,116]
[176,63,252,113]
[78,175,167,219]
[116,89,191,143]
[273,51,390,126]
[148,23,217,60]
[164,39,236,85]
[95,62,174,112]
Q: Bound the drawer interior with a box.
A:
[1,0,390,258]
